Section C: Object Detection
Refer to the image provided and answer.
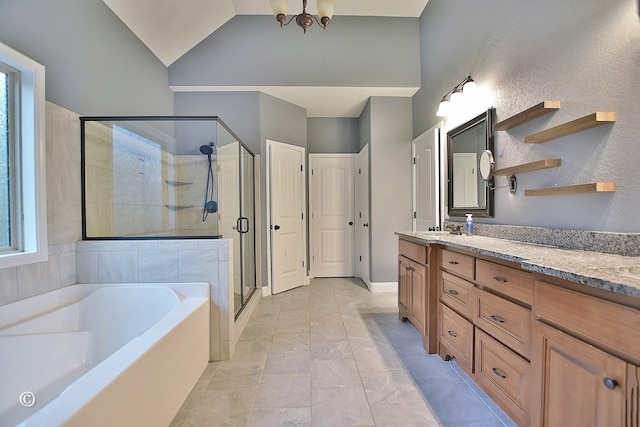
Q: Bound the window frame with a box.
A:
[0,42,47,269]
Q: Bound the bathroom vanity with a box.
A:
[396,232,640,427]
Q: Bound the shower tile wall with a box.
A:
[172,155,219,236]
[85,128,218,238]
[0,102,80,306]
[85,122,165,237]
[76,238,233,361]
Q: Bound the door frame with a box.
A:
[265,139,307,295]
[308,153,357,278]
[412,122,443,231]
[355,144,370,287]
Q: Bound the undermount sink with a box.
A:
[414,231,450,237]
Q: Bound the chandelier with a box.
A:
[269,0,336,33]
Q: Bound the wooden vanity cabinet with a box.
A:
[533,279,640,427]
[437,249,476,375]
[398,239,437,353]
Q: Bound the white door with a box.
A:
[268,141,306,294]
[413,125,441,231]
[310,155,355,277]
[453,153,479,207]
[356,145,370,286]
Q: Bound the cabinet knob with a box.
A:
[447,289,459,296]
[603,377,618,390]
[447,330,457,338]
[493,276,508,283]
[448,260,460,265]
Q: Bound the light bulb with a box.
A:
[317,0,335,19]
[269,0,288,16]
[436,99,450,117]
[462,79,477,95]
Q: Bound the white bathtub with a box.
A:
[0,283,210,427]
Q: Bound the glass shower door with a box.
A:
[240,145,256,308]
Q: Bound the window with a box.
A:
[0,68,10,249]
[0,42,47,268]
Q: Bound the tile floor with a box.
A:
[170,278,517,427]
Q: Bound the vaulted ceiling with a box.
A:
[102,0,430,117]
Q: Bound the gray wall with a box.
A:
[308,118,360,154]
[169,15,420,89]
[413,0,640,232]
[0,0,173,116]
[174,92,261,155]
[367,97,413,283]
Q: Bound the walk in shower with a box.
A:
[80,117,256,317]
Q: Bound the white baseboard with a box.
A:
[261,286,271,297]
[368,281,398,293]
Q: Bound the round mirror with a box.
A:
[479,150,495,181]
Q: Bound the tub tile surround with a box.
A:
[0,102,81,307]
[76,239,233,361]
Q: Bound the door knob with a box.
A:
[363,223,369,227]
[274,225,280,230]
[349,221,353,226]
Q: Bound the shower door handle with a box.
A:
[236,217,250,234]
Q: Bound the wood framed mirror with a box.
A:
[447,108,494,218]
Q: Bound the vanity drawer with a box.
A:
[440,271,474,320]
[474,288,532,359]
[441,249,475,281]
[476,260,533,305]
[535,280,640,364]
[439,303,474,374]
[474,329,531,427]
[399,239,428,264]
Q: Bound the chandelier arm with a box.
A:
[281,14,299,27]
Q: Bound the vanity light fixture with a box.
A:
[436,76,476,117]
[270,0,335,34]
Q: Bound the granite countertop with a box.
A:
[396,231,640,300]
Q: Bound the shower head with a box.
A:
[199,143,214,156]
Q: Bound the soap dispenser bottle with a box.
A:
[465,214,474,236]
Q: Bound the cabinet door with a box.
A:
[398,256,411,318]
[409,261,427,335]
[534,322,626,427]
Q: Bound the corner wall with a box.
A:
[0,103,80,306]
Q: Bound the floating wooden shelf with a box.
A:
[494,101,561,131]
[524,182,616,196]
[525,112,617,144]
[165,180,193,186]
[494,159,561,176]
